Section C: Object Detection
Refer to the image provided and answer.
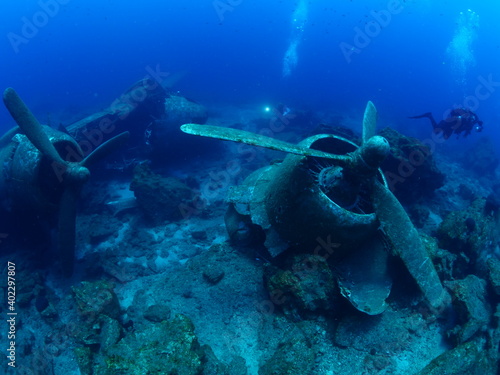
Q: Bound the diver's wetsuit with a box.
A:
[409,108,483,139]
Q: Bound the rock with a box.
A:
[88,214,122,244]
[122,227,157,257]
[70,281,123,350]
[99,315,122,352]
[228,356,248,375]
[417,341,497,375]
[74,346,93,375]
[202,344,230,375]
[72,280,121,321]
[35,294,49,312]
[378,127,445,204]
[457,183,475,201]
[203,265,225,285]
[40,303,58,322]
[264,254,337,316]
[437,198,497,274]
[130,163,192,224]
[334,309,412,354]
[461,137,499,176]
[97,314,217,375]
[485,184,500,215]
[102,256,154,282]
[445,275,492,344]
[408,204,430,228]
[487,257,500,295]
[15,270,43,307]
[143,304,171,322]
[191,230,208,241]
[258,332,315,375]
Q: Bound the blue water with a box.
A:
[1,0,499,149]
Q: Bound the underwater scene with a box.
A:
[1,0,500,374]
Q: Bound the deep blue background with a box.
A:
[0,0,499,150]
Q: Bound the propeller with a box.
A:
[362,106,450,310]
[181,124,350,163]
[3,88,130,276]
[180,102,449,310]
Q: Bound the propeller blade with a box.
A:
[3,88,66,166]
[337,235,392,315]
[80,131,130,167]
[58,188,78,277]
[362,101,377,145]
[372,181,449,309]
[181,124,349,162]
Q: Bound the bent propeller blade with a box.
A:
[181,123,349,162]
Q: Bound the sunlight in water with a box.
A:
[282,0,308,78]
[446,9,480,87]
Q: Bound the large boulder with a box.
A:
[444,275,492,344]
[417,341,497,375]
[437,198,497,276]
[461,136,499,176]
[93,314,222,375]
[378,127,445,204]
[130,163,192,224]
[263,254,338,317]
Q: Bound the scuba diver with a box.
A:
[409,107,483,139]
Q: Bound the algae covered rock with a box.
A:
[72,280,121,320]
[417,341,498,375]
[143,304,171,323]
[74,346,93,375]
[99,314,206,375]
[445,275,492,344]
[264,254,338,316]
[437,198,496,270]
[202,264,225,285]
[202,344,231,375]
[487,257,500,296]
[88,214,122,245]
[461,136,499,176]
[378,127,445,204]
[70,280,122,348]
[130,163,192,224]
[258,333,315,375]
